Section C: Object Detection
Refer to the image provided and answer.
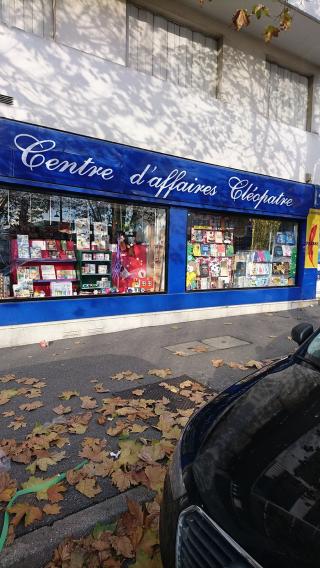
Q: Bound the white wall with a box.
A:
[1,0,320,185]
[287,0,320,21]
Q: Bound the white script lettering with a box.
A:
[129,164,218,200]
[14,134,114,181]
[229,176,293,210]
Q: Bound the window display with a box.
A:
[186,212,298,290]
[0,189,166,300]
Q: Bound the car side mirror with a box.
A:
[291,322,314,345]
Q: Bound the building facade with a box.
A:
[0,0,320,347]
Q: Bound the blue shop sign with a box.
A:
[0,118,315,218]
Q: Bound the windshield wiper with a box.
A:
[295,354,320,372]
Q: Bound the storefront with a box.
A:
[0,118,318,346]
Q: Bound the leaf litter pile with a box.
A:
[0,371,215,567]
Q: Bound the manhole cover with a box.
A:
[202,336,250,349]
[165,341,216,356]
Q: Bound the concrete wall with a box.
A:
[1,0,320,184]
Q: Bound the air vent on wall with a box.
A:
[0,94,14,105]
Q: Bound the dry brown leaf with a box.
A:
[130,424,147,433]
[75,477,102,498]
[93,383,110,393]
[227,361,248,371]
[25,388,42,399]
[0,472,16,502]
[132,389,145,396]
[179,380,193,389]
[107,421,127,437]
[2,410,15,417]
[159,382,178,393]
[245,359,264,370]
[111,371,144,381]
[110,535,134,558]
[9,503,43,527]
[211,359,224,368]
[0,374,15,383]
[192,345,209,353]
[148,368,172,379]
[111,469,132,492]
[173,351,187,356]
[27,451,66,474]
[53,404,72,415]
[144,465,166,493]
[80,396,97,410]
[59,390,80,400]
[19,401,44,412]
[43,503,61,515]
[8,419,26,430]
[47,482,67,503]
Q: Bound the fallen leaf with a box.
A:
[130,424,147,433]
[111,371,144,381]
[107,421,127,437]
[80,396,97,409]
[9,503,43,527]
[244,359,264,370]
[94,383,110,393]
[19,401,44,411]
[148,369,172,379]
[179,380,193,389]
[0,473,16,502]
[8,418,26,430]
[110,535,134,558]
[0,374,15,383]
[132,389,145,396]
[27,451,66,473]
[97,415,107,425]
[53,404,72,415]
[211,359,224,368]
[192,345,208,353]
[144,465,166,493]
[159,382,178,393]
[47,482,67,503]
[75,477,102,498]
[111,469,132,492]
[173,351,187,356]
[227,361,248,371]
[59,390,79,400]
[2,410,15,417]
[25,388,42,399]
[43,503,61,515]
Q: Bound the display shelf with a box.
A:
[33,279,79,283]
[16,258,76,263]
[81,273,111,277]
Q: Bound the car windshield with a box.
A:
[304,332,320,368]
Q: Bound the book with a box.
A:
[50,281,73,297]
[13,280,33,298]
[75,218,90,250]
[31,240,46,250]
[41,265,56,280]
[46,240,57,251]
[30,246,42,259]
[98,265,108,275]
[17,235,29,259]
[214,231,223,244]
[56,269,76,280]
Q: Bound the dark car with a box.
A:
[159,322,320,568]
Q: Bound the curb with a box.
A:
[0,486,155,568]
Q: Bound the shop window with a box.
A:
[127,3,218,97]
[267,62,310,130]
[186,211,298,291]
[0,189,167,300]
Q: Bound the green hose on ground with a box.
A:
[0,460,88,553]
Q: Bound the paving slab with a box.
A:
[201,335,250,349]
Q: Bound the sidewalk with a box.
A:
[0,303,319,567]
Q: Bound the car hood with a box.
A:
[193,361,320,568]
